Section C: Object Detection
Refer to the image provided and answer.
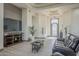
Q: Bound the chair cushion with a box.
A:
[52,52,64,56]
[53,46,76,56]
[75,44,79,53]
[65,39,72,47]
[54,40,65,47]
[69,38,79,51]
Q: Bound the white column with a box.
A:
[22,8,32,40]
[22,8,28,40]
[37,13,42,36]
[0,3,4,49]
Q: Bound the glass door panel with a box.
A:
[52,23,58,36]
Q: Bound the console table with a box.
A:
[4,31,23,47]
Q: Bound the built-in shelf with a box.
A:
[4,31,23,47]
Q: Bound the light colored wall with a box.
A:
[0,3,3,49]
[70,8,79,36]
[35,9,76,37]
[33,8,79,37]
[46,16,51,36]
[32,12,51,37]
[59,10,72,37]
[4,4,22,20]
[36,8,79,37]
[59,8,79,37]
[22,4,79,38]
[32,13,42,36]
[33,12,51,37]
[38,13,45,36]
[22,5,79,38]
[32,14,39,36]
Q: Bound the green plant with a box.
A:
[29,26,36,36]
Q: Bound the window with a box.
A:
[51,17,58,37]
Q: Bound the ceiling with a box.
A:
[12,3,27,8]
[31,3,57,8]
[13,3,79,9]
[12,3,79,16]
[37,3,79,16]
[13,3,63,9]
[13,3,79,12]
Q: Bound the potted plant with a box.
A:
[28,26,36,41]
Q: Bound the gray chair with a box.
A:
[52,33,79,56]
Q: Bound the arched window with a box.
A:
[51,17,59,37]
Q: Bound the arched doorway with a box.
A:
[51,17,59,37]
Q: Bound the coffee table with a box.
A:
[31,40,44,53]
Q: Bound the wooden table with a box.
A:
[31,40,44,53]
[4,31,23,47]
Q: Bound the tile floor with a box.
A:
[0,37,56,56]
